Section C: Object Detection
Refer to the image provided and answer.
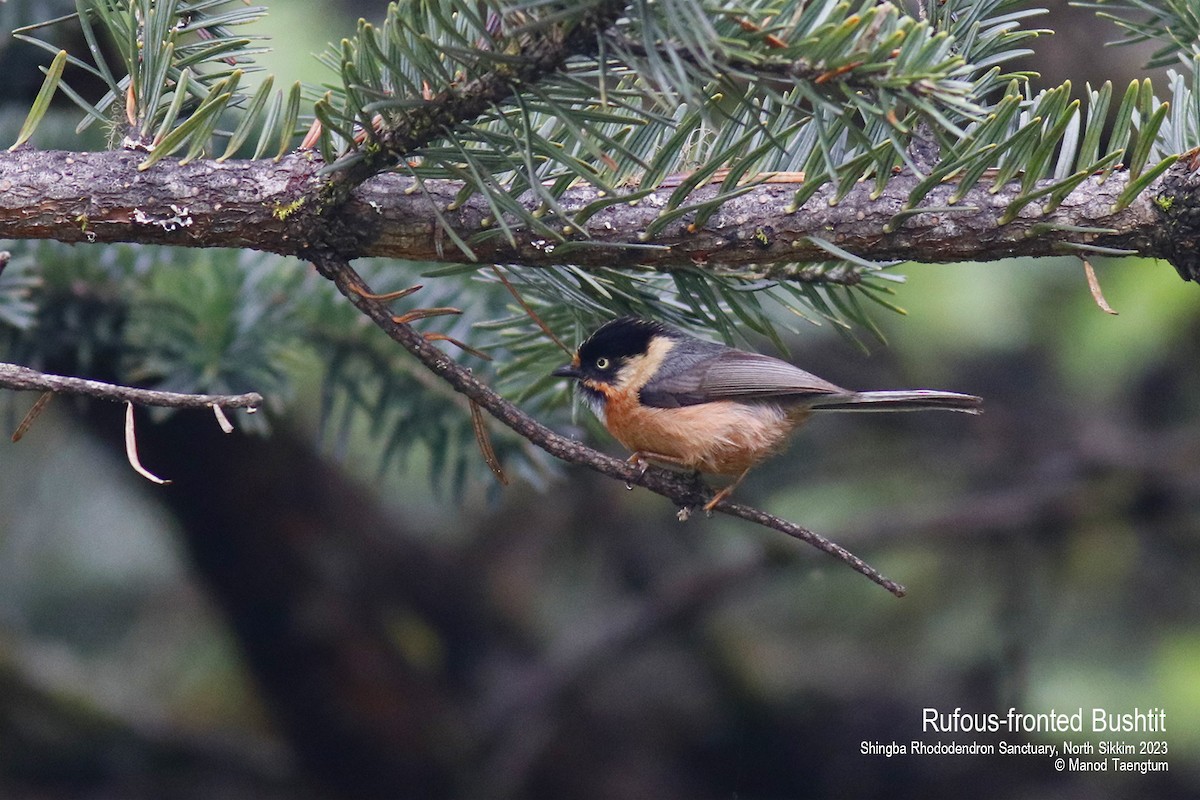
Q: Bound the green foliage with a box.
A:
[319,0,1047,260]
[0,250,40,331]
[1,241,137,389]
[1159,54,1200,155]
[12,0,299,163]
[8,48,68,150]
[311,263,557,494]
[1077,0,1200,67]
[123,251,304,415]
[6,0,1200,492]
[308,0,1198,325]
[0,239,556,486]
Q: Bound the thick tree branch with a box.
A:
[306,250,908,596]
[1,148,1194,278]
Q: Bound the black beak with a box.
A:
[552,363,580,379]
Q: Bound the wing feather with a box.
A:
[640,347,846,407]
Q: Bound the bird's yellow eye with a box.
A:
[595,356,611,370]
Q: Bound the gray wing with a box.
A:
[640,344,847,408]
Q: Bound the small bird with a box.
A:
[553,316,981,511]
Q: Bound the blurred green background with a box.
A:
[0,1,1198,799]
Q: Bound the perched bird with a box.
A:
[553,317,981,511]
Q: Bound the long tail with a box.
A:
[811,390,982,414]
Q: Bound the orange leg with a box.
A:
[624,450,753,513]
[702,467,752,513]
[627,452,744,514]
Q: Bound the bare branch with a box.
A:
[307,251,908,596]
[0,148,1193,280]
[0,362,263,411]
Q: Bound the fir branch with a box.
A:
[0,148,1193,278]
[1077,0,1200,68]
[319,0,631,204]
[307,249,907,596]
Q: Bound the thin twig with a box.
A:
[423,332,493,361]
[392,307,461,324]
[308,252,907,597]
[613,31,845,87]
[350,283,424,302]
[0,362,263,410]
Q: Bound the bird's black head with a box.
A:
[552,317,679,385]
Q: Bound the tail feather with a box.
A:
[811,390,982,414]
